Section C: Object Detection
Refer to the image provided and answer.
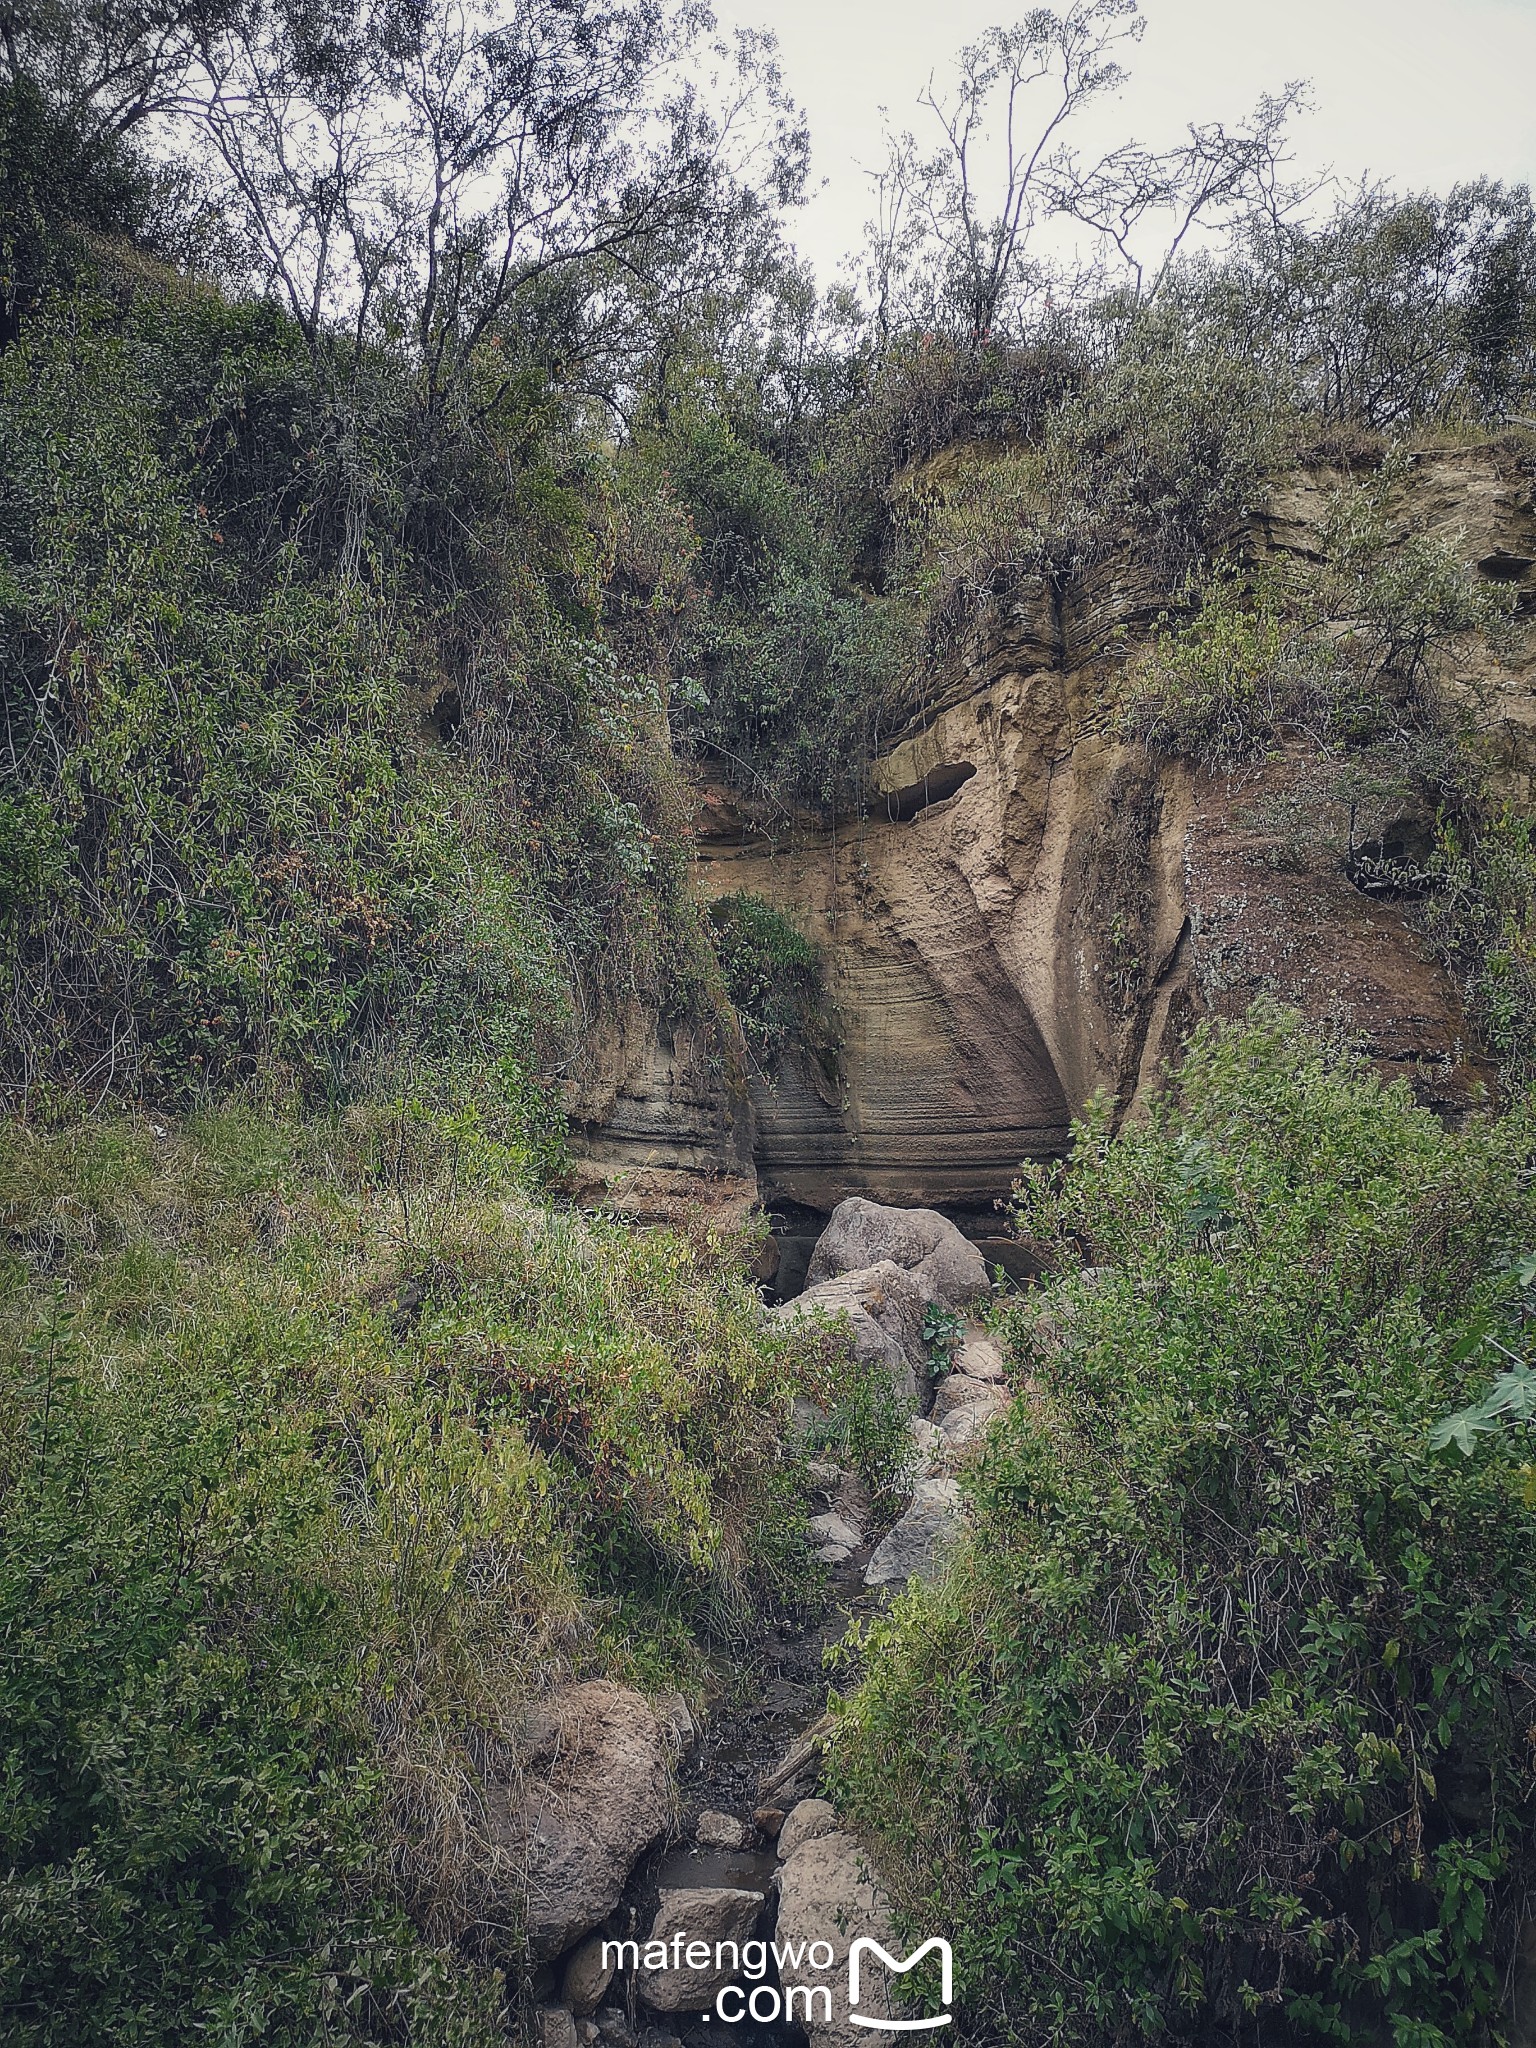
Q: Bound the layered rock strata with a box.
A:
[693,447,1534,1212]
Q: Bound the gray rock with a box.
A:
[538,2009,580,2048]
[562,1937,616,2018]
[595,2007,634,2048]
[906,1413,946,1464]
[774,1830,896,2048]
[776,1797,838,1861]
[807,1197,989,1310]
[637,1886,766,2011]
[954,1335,1006,1381]
[695,1809,747,1850]
[808,1510,863,1553]
[655,1691,696,1758]
[864,1477,963,1587]
[491,1681,670,1958]
[931,1374,1008,1423]
[776,1296,906,1391]
[774,1260,933,1398]
[935,1390,1009,1448]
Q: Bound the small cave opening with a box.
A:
[427,685,463,742]
[761,1201,829,1303]
[876,761,977,824]
[1477,549,1533,583]
[1349,814,1437,900]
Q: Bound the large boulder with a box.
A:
[774,1828,896,2048]
[776,1797,838,1861]
[695,1810,747,1850]
[953,1334,1006,1382]
[808,1509,863,1563]
[490,1680,670,1958]
[806,1197,989,1309]
[773,1260,931,1399]
[562,1936,617,2017]
[864,1476,964,1587]
[934,1403,996,1449]
[638,1886,766,2011]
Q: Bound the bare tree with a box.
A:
[190,1,803,386]
[1057,84,1314,303]
[863,0,1305,347]
[155,0,806,568]
[866,0,1142,347]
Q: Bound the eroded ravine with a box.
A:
[529,1202,1012,2048]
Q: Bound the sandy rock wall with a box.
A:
[562,999,758,1229]
[694,445,1535,1214]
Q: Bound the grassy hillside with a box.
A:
[0,1102,878,2042]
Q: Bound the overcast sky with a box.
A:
[715,0,1536,284]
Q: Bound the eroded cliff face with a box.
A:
[561,998,758,1228]
[692,444,1536,1217]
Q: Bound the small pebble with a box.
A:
[695,1809,747,1849]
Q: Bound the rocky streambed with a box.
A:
[517,1197,1017,2048]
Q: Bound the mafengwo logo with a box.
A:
[849,1938,953,2030]
[599,1932,953,2030]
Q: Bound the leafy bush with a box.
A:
[0,1292,510,2048]
[1417,808,1536,1092]
[1429,1253,1536,1458]
[920,1302,965,1383]
[0,76,182,345]
[616,409,905,807]
[705,891,831,1068]
[892,311,1284,666]
[1121,561,1298,762]
[1044,310,1285,586]
[0,1103,841,2040]
[826,330,1084,496]
[798,1339,917,1511]
[829,1008,1536,2046]
[0,279,716,1111]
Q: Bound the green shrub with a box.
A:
[1417,808,1536,1092]
[705,891,835,1071]
[0,1102,843,2040]
[0,1294,510,2048]
[0,281,718,1112]
[892,313,1285,669]
[798,1340,917,1512]
[1122,561,1297,762]
[1124,456,1509,772]
[829,1008,1536,2046]
[825,330,1084,499]
[615,410,905,808]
